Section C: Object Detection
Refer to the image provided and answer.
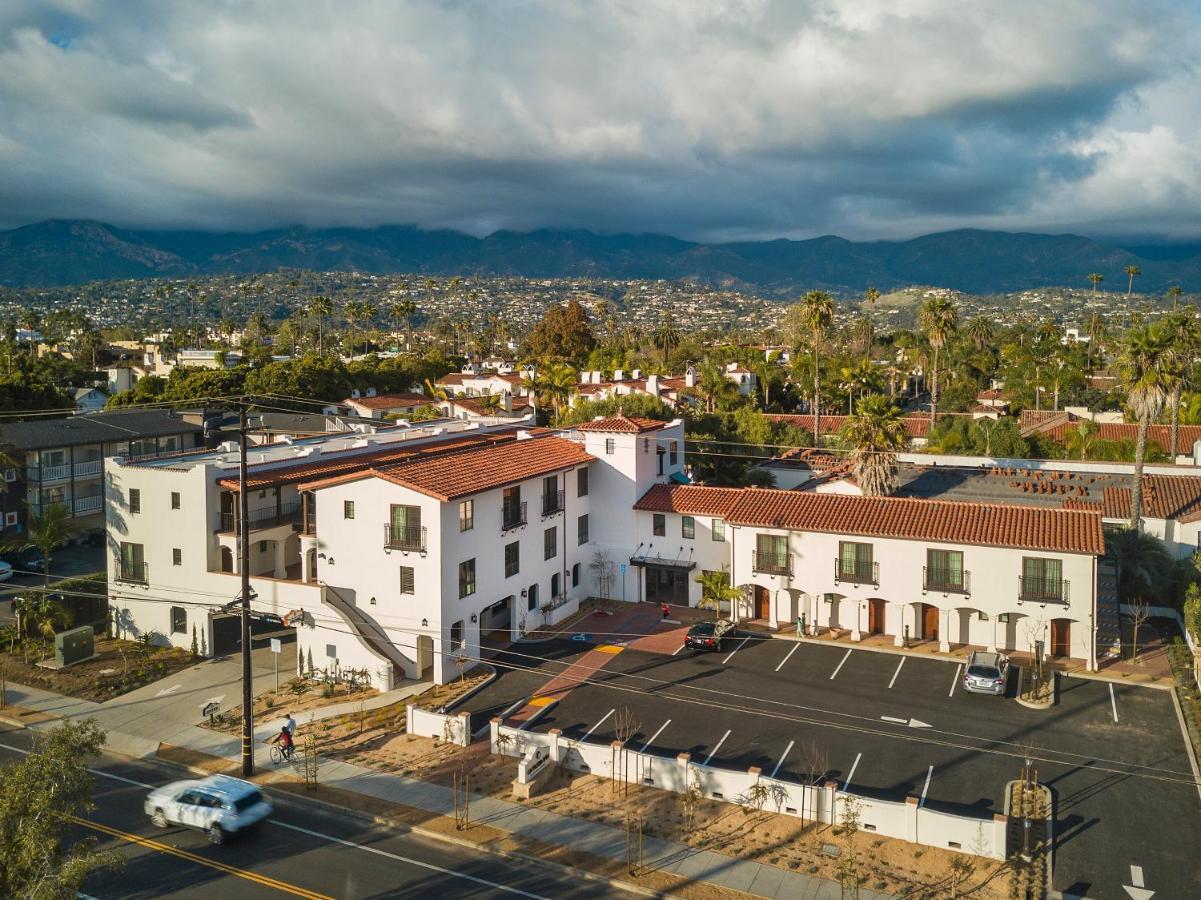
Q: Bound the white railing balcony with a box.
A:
[74,495,103,515]
[30,464,71,483]
[73,460,103,478]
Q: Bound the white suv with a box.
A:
[145,775,272,844]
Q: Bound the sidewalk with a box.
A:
[2,677,882,900]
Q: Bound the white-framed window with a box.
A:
[3,468,16,483]
[4,511,17,527]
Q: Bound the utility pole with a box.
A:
[238,403,255,777]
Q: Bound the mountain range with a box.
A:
[2,219,1199,297]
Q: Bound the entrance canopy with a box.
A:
[628,555,696,572]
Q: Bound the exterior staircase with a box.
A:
[1096,562,1121,659]
[322,584,410,686]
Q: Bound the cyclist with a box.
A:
[277,726,294,760]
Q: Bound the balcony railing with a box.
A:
[923,566,971,595]
[753,550,793,576]
[28,464,70,483]
[835,558,879,586]
[116,561,148,584]
[1019,575,1069,605]
[501,501,527,532]
[219,499,302,533]
[74,495,103,515]
[73,460,103,478]
[541,489,565,517]
[384,523,427,552]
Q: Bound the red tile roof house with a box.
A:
[340,391,433,420]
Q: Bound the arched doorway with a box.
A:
[220,546,234,573]
[826,593,847,631]
[1050,619,1072,657]
[918,603,939,641]
[753,585,771,620]
[306,548,317,583]
[867,598,886,636]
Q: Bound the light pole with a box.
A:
[238,403,254,777]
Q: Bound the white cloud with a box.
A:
[0,0,1197,239]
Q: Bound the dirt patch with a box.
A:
[0,702,61,727]
[0,637,194,702]
[415,669,491,711]
[202,677,379,735]
[157,743,240,775]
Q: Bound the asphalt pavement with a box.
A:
[467,630,1201,900]
[0,726,631,900]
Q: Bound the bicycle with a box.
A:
[269,741,295,766]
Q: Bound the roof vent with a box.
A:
[517,430,533,440]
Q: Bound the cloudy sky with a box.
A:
[2,0,1199,241]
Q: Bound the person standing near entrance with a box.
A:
[660,601,670,620]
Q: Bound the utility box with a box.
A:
[55,625,95,667]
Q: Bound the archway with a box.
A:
[917,602,939,642]
[866,598,886,636]
[1001,611,1027,653]
[220,546,234,574]
[953,607,988,648]
[752,585,771,620]
[825,593,847,631]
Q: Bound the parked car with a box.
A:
[963,650,1009,696]
[144,775,272,844]
[685,618,736,651]
[0,560,11,582]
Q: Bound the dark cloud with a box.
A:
[0,1,1198,240]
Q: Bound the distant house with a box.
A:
[74,387,108,413]
[341,391,433,420]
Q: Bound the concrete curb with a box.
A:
[1014,668,1057,710]
[165,756,666,899]
[441,662,498,714]
[1167,679,1201,805]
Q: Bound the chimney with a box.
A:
[647,374,661,396]
[614,369,624,382]
[366,386,377,398]
[631,368,642,380]
[685,366,697,388]
[502,390,513,413]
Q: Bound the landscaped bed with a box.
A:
[202,676,379,734]
[0,634,194,702]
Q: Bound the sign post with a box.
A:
[270,637,282,691]
[620,563,628,603]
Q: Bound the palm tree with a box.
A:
[795,291,836,440]
[343,301,365,354]
[308,296,332,355]
[536,362,577,424]
[1167,285,1184,311]
[1119,323,1179,525]
[1163,309,1200,462]
[754,357,785,409]
[862,286,880,360]
[694,568,741,619]
[1125,265,1142,298]
[1063,418,1100,460]
[840,394,908,497]
[963,316,995,351]
[692,361,739,413]
[839,359,879,414]
[1088,273,1104,298]
[8,502,75,589]
[1086,311,1108,369]
[360,301,378,353]
[653,315,682,366]
[918,297,959,421]
[390,298,416,351]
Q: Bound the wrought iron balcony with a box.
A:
[501,501,527,532]
[541,489,565,517]
[384,523,427,553]
[753,550,793,576]
[834,558,879,586]
[218,499,302,534]
[923,566,971,595]
[1019,575,1068,605]
[116,561,148,584]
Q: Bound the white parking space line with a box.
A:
[887,656,906,689]
[842,752,862,791]
[949,663,962,697]
[672,643,684,656]
[771,740,795,779]
[775,642,801,672]
[639,719,672,753]
[830,649,853,680]
[703,729,732,766]
[919,765,934,806]
[1109,683,1119,723]
[722,636,750,664]
[581,708,615,741]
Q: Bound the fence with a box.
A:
[407,703,471,747]
[491,719,1007,860]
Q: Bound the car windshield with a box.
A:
[968,665,1000,679]
[232,790,264,813]
[690,622,716,635]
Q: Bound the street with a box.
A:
[0,726,631,899]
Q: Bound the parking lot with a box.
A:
[470,629,1201,899]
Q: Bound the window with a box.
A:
[172,548,182,567]
[343,500,355,520]
[578,514,589,546]
[505,541,520,578]
[458,559,476,598]
[399,566,415,594]
[643,438,650,453]
[128,488,140,513]
[326,644,337,661]
[1021,557,1063,600]
[527,583,539,612]
[838,541,874,583]
[926,549,965,591]
[544,526,557,560]
[502,486,524,529]
[682,515,695,539]
[388,504,423,550]
[657,450,664,475]
[605,438,615,455]
[572,562,580,587]
[551,572,561,597]
[711,518,725,542]
[118,541,145,582]
[4,511,16,526]
[259,540,268,553]
[451,620,464,651]
[754,534,789,574]
[577,467,589,497]
[3,468,16,483]
[669,441,678,466]
[653,513,665,536]
[171,491,180,510]
[459,499,474,532]
[542,475,562,515]
[170,606,187,634]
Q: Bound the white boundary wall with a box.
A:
[491,720,1007,860]
[407,704,471,746]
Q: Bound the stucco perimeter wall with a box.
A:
[491,721,1007,860]
[406,704,471,746]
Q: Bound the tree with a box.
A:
[918,297,958,421]
[1162,309,1200,463]
[527,300,595,361]
[1119,323,1179,524]
[391,298,417,351]
[308,296,332,355]
[690,361,740,413]
[344,301,364,355]
[530,362,577,425]
[788,291,836,440]
[1125,264,1142,298]
[652,315,682,366]
[1063,418,1100,460]
[1088,272,1104,298]
[840,395,907,497]
[963,316,995,352]
[1168,285,1184,311]
[0,719,123,897]
[1106,528,1172,606]
[8,502,75,589]
[861,286,880,360]
[1128,600,1151,663]
[694,569,740,619]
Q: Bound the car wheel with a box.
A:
[208,823,225,845]
[151,808,168,828]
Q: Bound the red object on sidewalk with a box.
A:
[661,602,670,619]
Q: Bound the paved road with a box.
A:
[0,543,105,624]
[468,631,1201,900]
[0,726,630,899]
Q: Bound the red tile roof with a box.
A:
[768,413,940,439]
[1045,421,1201,455]
[574,415,667,434]
[724,488,1105,555]
[633,484,744,517]
[344,392,431,410]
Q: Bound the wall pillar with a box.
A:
[938,607,951,653]
[894,603,907,647]
[273,540,287,579]
[906,795,920,844]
